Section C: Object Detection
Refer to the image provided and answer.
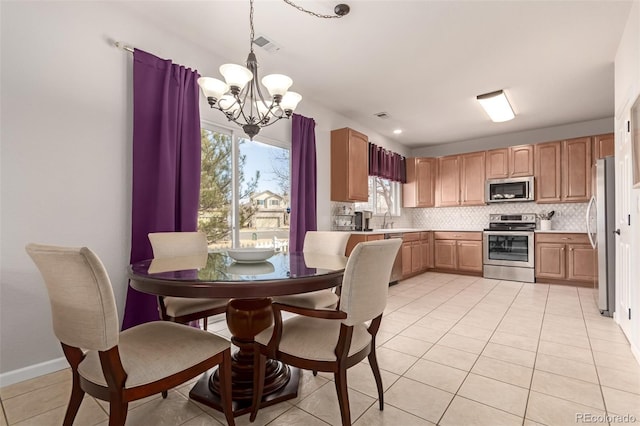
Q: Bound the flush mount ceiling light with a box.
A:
[476,90,515,123]
[393,129,402,134]
[198,0,349,139]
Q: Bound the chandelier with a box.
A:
[198,0,349,139]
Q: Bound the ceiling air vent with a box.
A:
[253,34,281,53]
[374,112,390,119]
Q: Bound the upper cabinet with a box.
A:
[592,133,614,164]
[460,151,486,205]
[535,137,591,203]
[331,128,369,202]
[403,157,436,207]
[486,145,534,179]
[436,152,485,207]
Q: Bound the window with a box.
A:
[198,122,290,251]
[355,176,401,216]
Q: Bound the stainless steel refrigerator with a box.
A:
[586,157,616,317]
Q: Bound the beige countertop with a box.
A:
[534,230,587,233]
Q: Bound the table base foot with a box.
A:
[189,367,301,417]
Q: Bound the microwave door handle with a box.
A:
[586,196,596,249]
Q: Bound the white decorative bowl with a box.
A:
[226,248,274,263]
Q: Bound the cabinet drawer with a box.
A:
[403,232,420,242]
[420,232,431,241]
[535,233,590,244]
[434,231,482,241]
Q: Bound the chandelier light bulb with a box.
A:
[219,63,253,92]
[261,74,293,99]
[197,77,229,103]
[280,91,302,112]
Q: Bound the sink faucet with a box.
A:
[382,211,391,229]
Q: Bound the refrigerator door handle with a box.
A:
[586,196,597,249]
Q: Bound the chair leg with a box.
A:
[219,349,235,426]
[368,347,384,410]
[334,367,351,426]
[250,350,267,422]
[108,400,128,426]
[62,370,85,426]
[203,317,208,331]
[161,390,168,399]
[312,370,318,376]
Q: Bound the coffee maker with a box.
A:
[354,210,373,231]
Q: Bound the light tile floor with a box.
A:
[2,272,640,425]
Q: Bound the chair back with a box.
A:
[303,231,350,256]
[339,238,402,326]
[25,244,119,351]
[148,231,208,258]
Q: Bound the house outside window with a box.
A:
[198,122,291,251]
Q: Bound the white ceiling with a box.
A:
[121,0,633,147]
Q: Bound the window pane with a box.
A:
[238,138,290,252]
[198,127,233,250]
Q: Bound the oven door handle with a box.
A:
[483,231,535,237]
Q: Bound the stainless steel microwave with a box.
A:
[485,177,534,203]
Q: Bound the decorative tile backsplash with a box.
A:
[331,201,588,232]
[412,202,588,232]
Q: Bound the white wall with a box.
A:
[614,0,640,360]
[0,1,401,381]
[411,117,613,158]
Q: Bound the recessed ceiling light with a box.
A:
[393,129,402,134]
[477,90,515,122]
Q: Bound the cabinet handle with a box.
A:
[561,238,570,240]
[569,247,574,251]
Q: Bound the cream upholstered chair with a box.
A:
[25,244,235,426]
[148,232,229,329]
[250,238,402,426]
[272,231,350,309]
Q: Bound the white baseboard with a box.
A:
[0,357,68,387]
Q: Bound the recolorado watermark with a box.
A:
[576,413,637,423]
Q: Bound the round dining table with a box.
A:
[128,250,347,417]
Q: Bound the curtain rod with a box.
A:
[114,41,134,53]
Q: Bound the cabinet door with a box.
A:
[562,137,591,202]
[411,242,422,273]
[434,240,457,270]
[331,128,369,202]
[348,130,370,202]
[535,141,562,203]
[401,242,412,277]
[567,244,597,283]
[593,133,614,164]
[456,240,483,273]
[486,148,509,179]
[416,158,436,207]
[509,145,534,177]
[460,152,486,206]
[535,242,565,279]
[436,156,460,207]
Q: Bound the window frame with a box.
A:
[355,176,402,217]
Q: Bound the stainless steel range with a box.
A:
[483,213,536,283]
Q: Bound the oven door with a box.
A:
[483,231,534,268]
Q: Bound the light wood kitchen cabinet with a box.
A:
[535,138,591,203]
[403,158,436,208]
[330,128,369,202]
[486,145,534,179]
[421,232,434,270]
[535,233,596,286]
[433,232,483,275]
[592,133,615,164]
[436,152,485,207]
[460,152,486,205]
[562,137,591,202]
[401,233,421,278]
[345,233,384,255]
[436,155,460,207]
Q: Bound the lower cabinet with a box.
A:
[401,232,433,279]
[433,232,483,275]
[535,233,596,286]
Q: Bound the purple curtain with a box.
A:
[368,142,406,183]
[290,114,317,252]
[121,49,201,330]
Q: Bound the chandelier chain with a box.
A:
[249,0,255,51]
[282,0,346,19]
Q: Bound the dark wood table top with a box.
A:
[128,251,347,299]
